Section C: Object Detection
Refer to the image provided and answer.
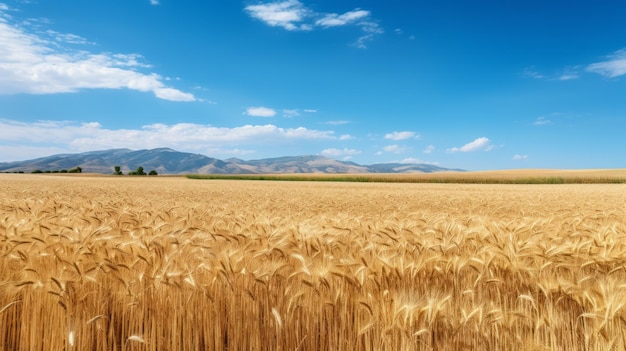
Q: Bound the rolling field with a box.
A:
[1,173,625,350]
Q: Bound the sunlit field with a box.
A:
[188,168,626,183]
[1,173,625,350]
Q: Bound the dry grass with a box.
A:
[1,173,625,350]
[188,168,626,183]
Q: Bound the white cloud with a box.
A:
[321,148,361,157]
[524,64,585,81]
[353,21,383,49]
[0,5,194,101]
[523,67,544,79]
[244,0,309,31]
[338,134,352,140]
[0,119,340,161]
[282,126,333,138]
[447,137,493,153]
[326,120,349,125]
[315,9,369,27]
[533,116,552,126]
[587,48,626,78]
[244,1,382,48]
[354,34,375,49]
[0,120,104,150]
[423,145,435,154]
[554,66,580,81]
[189,147,256,157]
[360,21,383,34]
[0,145,70,162]
[282,109,300,117]
[398,157,439,166]
[281,108,317,117]
[384,131,418,141]
[150,0,159,5]
[512,154,528,161]
[246,106,277,117]
[524,66,580,81]
[398,157,423,164]
[558,74,578,81]
[45,30,94,45]
[154,87,195,102]
[383,144,409,154]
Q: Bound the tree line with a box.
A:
[31,167,82,174]
[114,166,158,176]
[5,166,158,175]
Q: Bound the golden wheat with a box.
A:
[0,173,624,350]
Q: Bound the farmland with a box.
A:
[188,168,626,184]
[1,173,625,350]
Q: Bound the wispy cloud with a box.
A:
[282,109,300,117]
[554,66,581,81]
[398,157,439,166]
[557,73,578,81]
[244,1,382,48]
[523,67,544,79]
[447,137,493,153]
[325,120,349,125]
[523,66,580,81]
[321,147,361,157]
[512,154,528,161]
[353,21,383,49]
[0,4,194,101]
[281,108,317,117]
[315,9,369,27]
[384,131,418,141]
[558,71,579,81]
[533,116,552,126]
[0,119,340,161]
[45,30,94,45]
[150,0,159,5]
[587,48,626,78]
[244,0,310,31]
[245,106,277,117]
[423,145,435,154]
[383,144,409,154]
[527,48,626,81]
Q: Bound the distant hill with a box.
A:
[0,148,463,174]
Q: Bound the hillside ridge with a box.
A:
[0,148,463,174]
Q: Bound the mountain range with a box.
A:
[0,148,463,174]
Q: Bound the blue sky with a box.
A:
[1,0,625,170]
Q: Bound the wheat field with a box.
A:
[1,173,625,350]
